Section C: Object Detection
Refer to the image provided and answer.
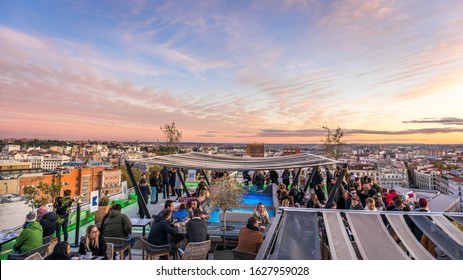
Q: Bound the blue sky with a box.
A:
[1,0,463,143]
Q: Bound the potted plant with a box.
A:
[95,195,110,225]
[208,176,246,259]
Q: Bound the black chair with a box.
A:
[232,248,257,260]
[8,243,51,260]
[42,234,54,244]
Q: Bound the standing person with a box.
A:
[54,189,74,242]
[174,170,183,201]
[149,170,159,204]
[160,166,170,199]
[138,178,150,219]
[325,166,333,191]
[37,205,58,238]
[253,171,265,191]
[315,184,326,204]
[269,170,279,185]
[169,169,177,197]
[311,167,324,190]
[78,225,107,259]
[13,212,43,253]
[185,208,208,243]
[282,169,290,187]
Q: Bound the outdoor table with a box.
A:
[0,232,18,253]
[130,218,152,236]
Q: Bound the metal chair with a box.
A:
[232,248,257,260]
[106,243,114,260]
[42,234,54,245]
[104,237,133,260]
[178,240,211,260]
[25,252,43,260]
[8,242,51,260]
[140,237,171,260]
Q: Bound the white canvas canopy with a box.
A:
[129,152,338,171]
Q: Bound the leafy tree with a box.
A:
[23,174,64,210]
[160,121,182,153]
[321,125,347,159]
[119,165,141,188]
[208,176,246,246]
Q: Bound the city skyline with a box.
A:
[1,1,463,144]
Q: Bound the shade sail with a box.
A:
[323,212,357,260]
[270,211,320,260]
[347,213,410,260]
[445,214,463,227]
[385,214,434,260]
[409,215,463,260]
[128,152,338,171]
[430,215,463,247]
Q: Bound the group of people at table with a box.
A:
[147,198,270,258]
[11,179,271,260]
[11,191,109,260]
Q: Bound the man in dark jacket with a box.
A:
[186,209,207,243]
[37,206,58,238]
[160,166,170,199]
[54,189,74,242]
[311,167,324,190]
[148,210,179,255]
[104,204,132,238]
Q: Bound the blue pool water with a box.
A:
[242,193,272,206]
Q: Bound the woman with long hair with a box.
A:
[252,202,270,225]
[45,241,71,260]
[78,224,107,259]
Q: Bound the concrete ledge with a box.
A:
[219,212,252,223]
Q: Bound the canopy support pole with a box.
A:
[176,168,190,197]
[324,163,348,209]
[290,168,302,188]
[125,161,150,218]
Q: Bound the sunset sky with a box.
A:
[1,0,462,144]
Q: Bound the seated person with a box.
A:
[104,203,134,256]
[45,241,71,260]
[237,217,263,254]
[104,204,132,239]
[186,208,208,243]
[148,210,179,255]
[37,206,58,238]
[185,199,206,221]
[252,202,270,225]
[306,193,321,208]
[192,181,208,197]
[276,183,289,204]
[288,185,303,204]
[197,190,210,204]
[13,212,43,254]
[78,224,107,259]
[174,203,188,220]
